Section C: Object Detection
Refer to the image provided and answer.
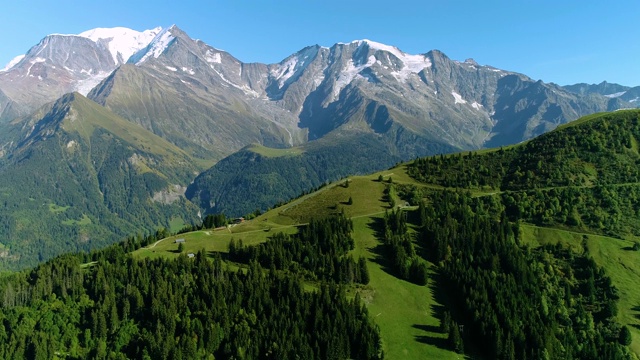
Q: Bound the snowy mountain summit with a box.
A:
[78,27,162,65]
[0,26,163,117]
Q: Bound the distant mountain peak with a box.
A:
[0,55,26,72]
[129,26,177,65]
[78,26,162,64]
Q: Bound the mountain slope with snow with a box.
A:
[1,24,635,159]
[0,26,161,121]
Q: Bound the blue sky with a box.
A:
[1,0,638,86]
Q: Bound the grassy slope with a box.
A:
[63,93,196,162]
[131,168,462,359]
[131,111,640,357]
[245,143,305,158]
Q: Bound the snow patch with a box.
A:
[471,101,483,110]
[451,91,467,104]
[181,67,195,75]
[1,54,25,72]
[332,55,377,100]
[356,39,432,82]
[79,26,161,64]
[211,67,260,97]
[604,91,626,98]
[74,70,112,95]
[133,28,176,65]
[66,140,77,148]
[26,57,46,77]
[166,66,177,72]
[205,50,222,64]
[271,46,318,89]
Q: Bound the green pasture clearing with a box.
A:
[168,217,187,233]
[351,215,462,359]
[132,225,300,261]
[48,203,70,213]
[246,143,304,158]
[277,175,389,224]
[61,214,91,226]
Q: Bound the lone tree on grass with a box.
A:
[178,242,185,253]
[619,325,632,345]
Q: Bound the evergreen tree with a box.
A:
[619,325,632,346]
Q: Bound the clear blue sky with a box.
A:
[2,0,638,86]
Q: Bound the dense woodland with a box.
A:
[228,213,370,285]
[408,110,640,191]
[379,207,428,285]
[0,227,383,359]
[399,112,640,358]
[410,190,632,359]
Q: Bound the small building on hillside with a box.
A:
[187,253,195,258]
[175,238,185,243]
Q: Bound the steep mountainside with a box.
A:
[0,27,159,122]
[0,93,200,270]
[1,25,634,162]
[564,81,640,107]
[84,26,632,162]
[89,26,304,160]
[563,81,630,97]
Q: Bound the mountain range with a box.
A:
[0,24,638,268]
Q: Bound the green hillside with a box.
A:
[185,130,459,217]
[152,110,640,358]
[0,93,202,270]
[0,110,639,358]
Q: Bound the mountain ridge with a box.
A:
[0,92,201,270]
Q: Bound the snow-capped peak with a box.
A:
[78,26,162,64]
[0,54,26,72]
[130,26,176,65]
[358,40,432,77]
[333,39,432,87]
[271,46,319,88]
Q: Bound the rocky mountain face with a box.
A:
[88,27,634,161]
[0,27,160,122]
[563,81,640,107]
[2,25,634,160]
[88,26,305,160]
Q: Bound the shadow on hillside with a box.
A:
[428,268,449,325]
[367,217,397,277]
[621,246,636,251]
[414,332,449,349]
[409,268,455,351]
[413,324,441,333]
